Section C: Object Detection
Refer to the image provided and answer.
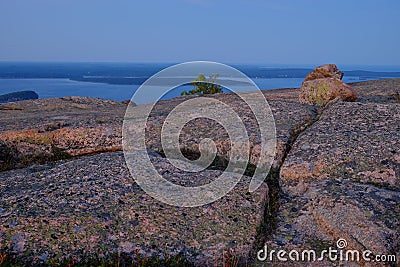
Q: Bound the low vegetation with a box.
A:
[181,73,223,96]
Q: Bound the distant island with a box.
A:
[0,90,38,104]
[1,62,400,86]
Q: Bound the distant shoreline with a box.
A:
[1,78,400,105]
[1,61,400,104]
[1,77,400,105]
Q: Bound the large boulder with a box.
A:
[299,77,357,106]
[300,64,356,106]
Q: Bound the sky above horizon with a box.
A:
[0,0,399,66]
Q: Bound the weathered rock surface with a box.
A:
[0,97,126,170]
[2,79,399,172]
[260,181,399,266]
[1,79,400,266]
[0,94,318,174]
[261,100,400,266]
[0,93,318,264]
[141,91,319,171]
[350,79,400,104]
[300,64,357,106]
[0,96,126,132]
[0,152,267,266]
[281,101,399,192]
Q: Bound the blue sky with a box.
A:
[0,0,399,65]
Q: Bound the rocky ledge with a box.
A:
[0,77,399,266]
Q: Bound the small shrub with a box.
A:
[181,74,223,96]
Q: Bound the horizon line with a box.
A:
[1,60,400,68]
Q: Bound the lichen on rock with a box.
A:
[299,64,357,106]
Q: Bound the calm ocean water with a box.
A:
[0,63,399,104]
[0,77,308,104]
